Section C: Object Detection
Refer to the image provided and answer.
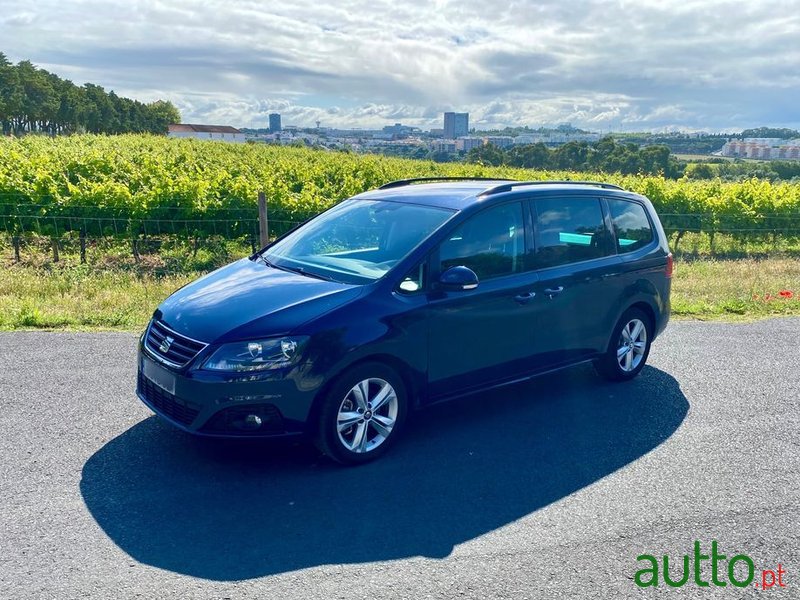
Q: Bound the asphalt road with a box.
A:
[1,319,798,599]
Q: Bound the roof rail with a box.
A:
[379,176,516,190]
[478,180,625,196]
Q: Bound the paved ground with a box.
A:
[1,319,798,599]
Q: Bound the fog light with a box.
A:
[201,404,284,435]
[243,414,262,430]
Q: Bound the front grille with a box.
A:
[144,320,207,368]
[137,371,200,426]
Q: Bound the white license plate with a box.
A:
[143,357,176,395]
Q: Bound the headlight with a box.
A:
[201,336,308,372]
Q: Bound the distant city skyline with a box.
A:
[248,113,748,136]
[2,0,799,132]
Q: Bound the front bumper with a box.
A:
[136,349,315,438]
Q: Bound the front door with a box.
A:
[427,201,541,398]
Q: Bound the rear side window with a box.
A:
[439,202,526,280]
[533,198,611,268]
[608,199,653,253]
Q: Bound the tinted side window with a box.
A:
[534,198,610,268]
[439,202,525,280]
[608,199,654,253]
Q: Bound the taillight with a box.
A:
[665,253,674,278]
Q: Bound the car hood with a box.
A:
[155,258,363,343]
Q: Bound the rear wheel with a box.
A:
[595,308,652,381]
[314,362,408,465]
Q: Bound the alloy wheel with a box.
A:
[617,318,647,372]
[336,377,398,453]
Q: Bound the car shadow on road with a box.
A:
[80,364,688,581]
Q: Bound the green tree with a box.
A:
[639,145,671,175]
[740,127,800,139]
[507,143,550,168]
[147,100,181,133]
[0,53,22,134]
[0,53,182,136]
[552,141,590,170]
[465,144,505,166]
[684,163,716,179]
[15,60,59,134]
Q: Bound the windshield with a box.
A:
[263,199,455,284]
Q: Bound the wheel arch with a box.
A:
[627,301,656,332]
[604,298,658,353]
[306,353,424,432]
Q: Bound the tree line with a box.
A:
[464,137,681,177]
[0,53,181,136]
[738,127,800,140]
[685,159,800,182]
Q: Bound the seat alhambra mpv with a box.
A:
[137,178,672,464]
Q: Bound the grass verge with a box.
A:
[0,258,798,331]
[671,258,799,320]
[0,265,195,331]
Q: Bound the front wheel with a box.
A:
[314,362,408,465]
[595,308,653,381]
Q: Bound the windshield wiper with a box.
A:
[255,254,294,273]
[283,265,339,282]
[254,254,277,268]
[255,254,339,283]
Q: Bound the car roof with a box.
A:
[353,180,642,211]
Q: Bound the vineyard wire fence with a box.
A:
[2,193,800,273]
[0,191,308,274]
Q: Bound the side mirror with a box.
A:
[438,266,479,291]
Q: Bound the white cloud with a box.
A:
[2,0,799,131]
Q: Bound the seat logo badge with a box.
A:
[159,336,174,354]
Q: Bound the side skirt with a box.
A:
[422,357,599,408]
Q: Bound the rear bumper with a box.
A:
[658,305,670,337]
[136,349,315,438]
[656,282,671,338]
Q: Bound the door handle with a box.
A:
[514,291,536,304]
[544,286,564,298]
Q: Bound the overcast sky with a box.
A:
[3,0,799,132]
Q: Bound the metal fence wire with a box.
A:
[2,201,800,267]
[0,195,306,267]
[4,211,800,235]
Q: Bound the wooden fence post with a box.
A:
[12,236,21,262]
[258,191,269,248]
[79,228,87,264]
[51,238,59,263]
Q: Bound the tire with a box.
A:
[594,308,653,382]
[314,362,408,465]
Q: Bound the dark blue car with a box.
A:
[137,178,672,464]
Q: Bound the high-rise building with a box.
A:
[269,113,282,133]
[443,112,469,139]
